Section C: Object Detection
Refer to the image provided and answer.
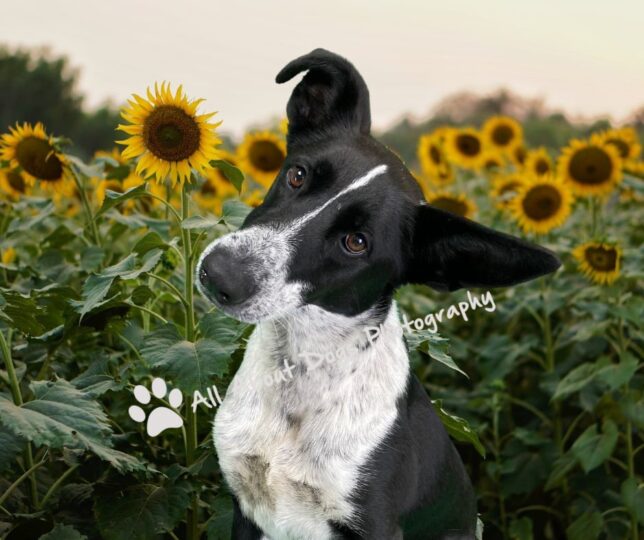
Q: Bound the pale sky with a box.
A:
[4,0,644,137]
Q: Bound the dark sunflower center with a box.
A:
[499,181,520,196]
[568,146,613,185]
[492,125,514,146]
[456,134,481,157]
[7,170,26,192]
[429,145,442,165]
[514,146,527,165]
[522,185,562,220]
[201,180,217,196]
[535,159,550,175]
[585,246,617,272]
[485,158,501,170]
[606,138,629,159]
[249,141,285,172]
[15,137,63,181]
[143,105,201,162]
[432,197,468,217]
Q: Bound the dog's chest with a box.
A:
[213,309,408,540]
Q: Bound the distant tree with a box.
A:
[0,46,119,158]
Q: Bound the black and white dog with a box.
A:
[196,49,559,540]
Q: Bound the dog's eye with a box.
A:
[286,166,306,189]
[343,233,368,254]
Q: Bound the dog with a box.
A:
[196,48,560,540]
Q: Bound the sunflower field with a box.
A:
[0,82,642,540]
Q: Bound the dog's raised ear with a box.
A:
[275,48,371,139]
[407,204,561,291]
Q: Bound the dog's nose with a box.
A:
[199,248,256,306]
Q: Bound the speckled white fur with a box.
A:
[213,303,409,540]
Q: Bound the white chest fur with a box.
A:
[213,303,409,540]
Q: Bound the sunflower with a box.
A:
[482,116,523,153]
[598,127,641,161]
[117,82,221,186]
[418,133,450,178]
[237,131,286,188]
[194,152,239,215]
[444,128,486,170]
[482,153,506,172]
[557,137,622,197]
[95,172,144,207]
[427,191,477,219]
[0,122,71,191]
[95,148,129,166]
[624,159,644,177]
[524,148,553,177]
[430,163,455,186]
[1,247,16,265]
[0,168,32,199]
[490,173,526,209]
[572,242,621,285]
[279,118,289,136]
[510,144,528,168]
[510,175,573,234]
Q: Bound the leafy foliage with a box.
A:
[0,107,641,540]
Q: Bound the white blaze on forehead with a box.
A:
[288,164,388,232]
[196,164,388,322]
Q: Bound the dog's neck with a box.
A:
[251,301,407,386]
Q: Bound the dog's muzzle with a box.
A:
[198,245,258,306]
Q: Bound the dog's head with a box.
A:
[196,49,560,323]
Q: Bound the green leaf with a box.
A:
[509,517,533,540]
[181,215,221,230]
[72,357,123,397]
[620,392,644,430]
[7,202,55,233]
[40,523,87,540]
[566,511,603,540]
[132,231,169,256]
[94,480,192,540]
[206,495,234,540]
[141,324,237,394]
[221,199,252,229]
[621,478,644,525]
[209,159,245,192]
[409,331,468,378]
[198,311,248,343]
[80,246,105,272]
[0,288,46,336]
[431,400,485,457]
[68,155,103,180]
[0,380,145,473]
[95,183,147,218]
[596,353,639,391]
[73,250,163,317]
[544,454,576,491]
[0,424,25,472]
[552,360,606,400]
[571,420,618,473]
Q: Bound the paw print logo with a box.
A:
[128,378,183,436]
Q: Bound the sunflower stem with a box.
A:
[540,277,570,525]
[0,329,39,508]
[181,183,199,540]
[590,196,598,237]
[71,169,102,247]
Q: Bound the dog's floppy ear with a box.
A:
[407,204,561,291]
[275,48,371,139]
